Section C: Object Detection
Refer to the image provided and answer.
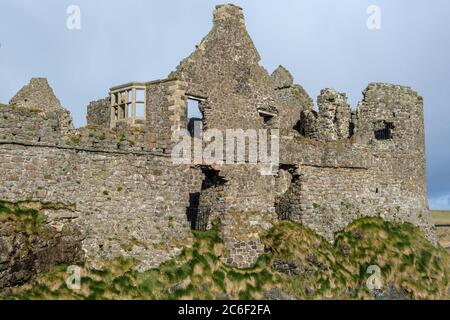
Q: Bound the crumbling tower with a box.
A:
[355,83,432,235]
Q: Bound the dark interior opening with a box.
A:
[374,121,395,140]
[349,122,355,137]
[188,118,202,137]
[201,167,227,190]
[186,193,200,230]
[262,114,274,125]
[186,167,226,232]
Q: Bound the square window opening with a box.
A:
[374,121,395,140]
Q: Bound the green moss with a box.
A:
[0,201,12,214]
[238,290,254,300]
[0,200,47,234]
[69,135,81,144]
[212,270,226,291]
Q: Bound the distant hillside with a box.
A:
[2,212,449,300]
[433,211,450,252]
[433,211,450,225]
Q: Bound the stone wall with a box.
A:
[0,201,84,289]
[0,143,203,270]
[299,89,352,141]
[197,165,278,268]
[354,83,434,241]
[280,135,372,169]
[221,210,276,268]
[170,4,279,132]
[145,79,188,152]
[1,102,162,155]
[277,83,435,243]
[1,77,205,271]
[87,98,110,128]
[9,78,63,111]
[167,4,284,267]
[272,66,313,133]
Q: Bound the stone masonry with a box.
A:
[0,4,435,272]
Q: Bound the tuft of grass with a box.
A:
[0,200,47,234]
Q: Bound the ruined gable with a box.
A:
[169,4,278,131]
[9,78,62,111]
[271,66,294,89]
[272,66,314,132]
[2,78,74,139]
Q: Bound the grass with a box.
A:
[432,211,450,225]
[3,223,278,300]
[334,217,449,299]
[2,216,449,300]
[0,200,48,235]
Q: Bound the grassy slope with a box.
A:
[2,216,449,300]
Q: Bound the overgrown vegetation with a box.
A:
[2,217,449,300]
[292,84,313,111]
[0,200,48,235]
[334,217,449,299]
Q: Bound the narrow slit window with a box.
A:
[187,98,203,137]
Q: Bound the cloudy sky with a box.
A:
[0,0,449,209]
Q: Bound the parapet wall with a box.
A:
[87,98,110,129]
[280,135,372,169]
[0,142,203,270]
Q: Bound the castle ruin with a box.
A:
[0,4,434,270]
